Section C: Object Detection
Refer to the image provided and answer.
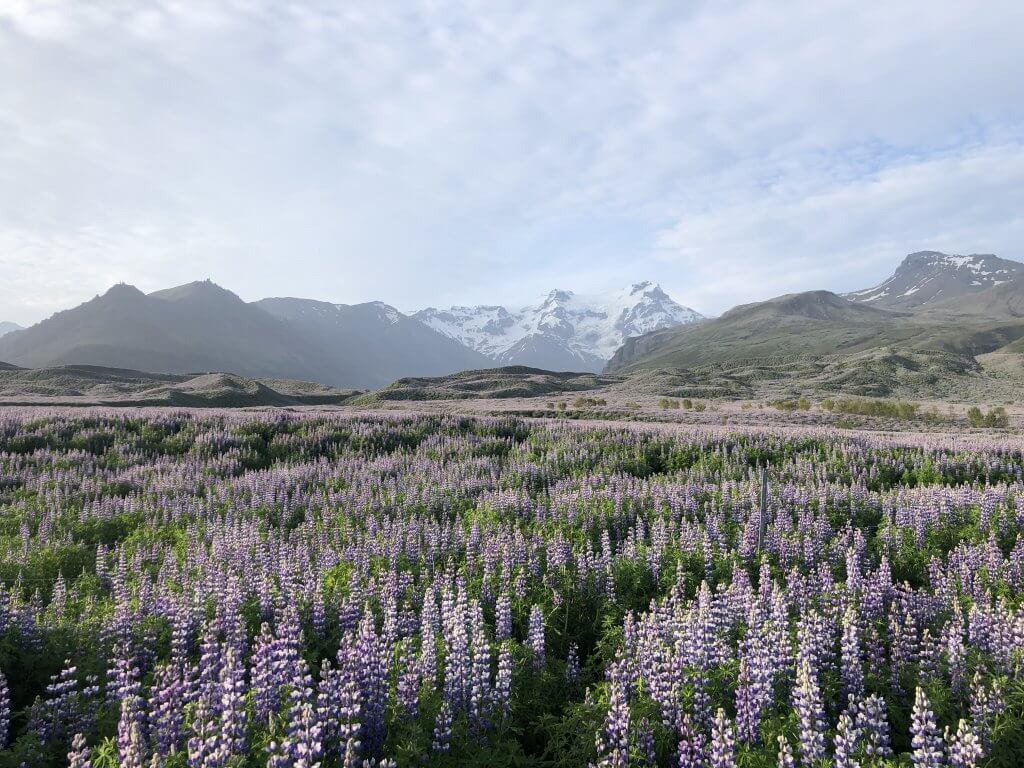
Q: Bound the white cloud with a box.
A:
[655,143,1024,313]
[1,0,1022,323]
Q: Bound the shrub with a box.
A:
[968,405,1009,428]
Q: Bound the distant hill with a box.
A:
[607,290,912,371]
[607,275,1024,380]
[0,281,495,389]
[0,322,20,338]
[846,251,1024,309]
[414,282,702,372]
[0,364,358,407]
[255,297,491,389]
[355,366,622,402]
[0,281,333,382]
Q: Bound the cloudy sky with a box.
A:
[2,0,1023,325]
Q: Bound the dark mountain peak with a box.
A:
[101,282,147,300]
[150,279,243,304]
[902,250,950,265]
[629,281,668,299]
[848,251,1024,310]
[542,289,573,305]
[725,290,882,322]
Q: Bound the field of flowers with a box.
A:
[0,409,1022,767]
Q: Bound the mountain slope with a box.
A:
[0,322,20,338]
[918,277,1024,320]
[0,281,334,382]
[0,364,358,406]
[607,283,1024,375]
[254,297,492,389]
[414,282,702,371]
[355,366,621,402]
[607,291,906,371]
[846,251,1024,309]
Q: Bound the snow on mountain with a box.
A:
[413,282,703,371]
[846,251,1024,310]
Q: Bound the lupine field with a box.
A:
[1,410,1023,767]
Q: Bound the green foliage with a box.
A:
[967,405,1009,428]
[573,397,607,408]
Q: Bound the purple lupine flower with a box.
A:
[677,714,707,768]
[252,622,279,723]
[150,663,186,757]
[793,657,826,765]
[468,598,492,734]
[709,708,736,768]
[495,592,512,642]
[593,662,629,768]
[356,611,388,757]
[637,717,656,766]
[28,660,87,745]
[290,700,324,768]
[734,658,762,744]
[840,604,864,701]
[494,640,513,722]
[833,708,861,768]
[219,646,248,757]
[118,694,148,768]
[68,731,92,768]
[432,701,453,754]
[946,718,983,768]
[342,738,361,768]
[395,642,420,721]
[911,687,944,768]
[187,694,218,768]
[776,735,794,768]
[0,670,8,749]
[566,643,580,684]
[859,692,892,760]
[969,671,1003,752]
[528,605,545,670]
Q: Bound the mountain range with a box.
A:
[0,279,694,388]
[0,281,489,389]
[608,251,1024,396]
[3,250,1022,400]
[0,322,20,338]
[845,251,1024,309]
[413,282,702,371]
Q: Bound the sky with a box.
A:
[2,0,1024,325]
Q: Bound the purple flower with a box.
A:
[494,641,514,722]
[859,693,892,760]
[911,687,944,768]
[593,661,630,768]
[776,735,794,768]
[528,605,545,670]
[68,731,92,768]
[0,671,8,749]
[793,657,826,765]
[566,643,580,684]
[709,708,736,768]
[432,701,453,754]
[946,718,983,768]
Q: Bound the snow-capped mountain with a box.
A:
[846,251,1024,310]
[413,282,703,372]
